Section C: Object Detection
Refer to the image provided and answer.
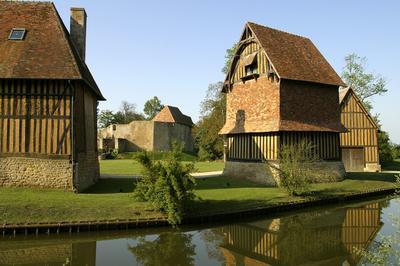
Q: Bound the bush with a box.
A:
[276,141,324,196]
[133,142,196,225]
[104,149,119,160]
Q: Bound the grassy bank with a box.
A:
[0,172,398,225]
[100,159,225,176]
[382,158,400,171]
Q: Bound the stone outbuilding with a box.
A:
[0,2,104,191]
[339,87,381,172]
[98,105,194,153]
[219,22,346,185]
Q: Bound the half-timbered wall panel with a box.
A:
[281,132,340,160]
[227,132,340,161]
[227,132,279,161]
[340,93,378,163]
[0,79,72,156]
[231,42,271,83]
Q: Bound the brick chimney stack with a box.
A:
[70,7,87,61]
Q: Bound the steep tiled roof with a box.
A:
[0,1,104,100]
[247,22,345,87]
[153,105,193,127]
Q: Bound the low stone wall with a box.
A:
[0,157,72,190]
[222,161,279,186]
[222,160,346,186]
[364,163,381,173]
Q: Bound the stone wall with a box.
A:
[98,121,194,153]
[75,151,100,192]
[364,163,381,172]
[223,160,345,186]
[0,157,72,190]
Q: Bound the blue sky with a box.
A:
[54,0,399,143]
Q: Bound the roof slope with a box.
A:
[153,106,193,127]
[246,22,345,87]
[0,1,104,100]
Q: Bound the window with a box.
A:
[245,63,258,76]
[8,28,26,40]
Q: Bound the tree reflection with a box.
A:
[129,232,196,266]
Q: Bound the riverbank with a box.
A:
[0,172,398,232]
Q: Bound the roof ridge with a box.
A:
[0,0,53,4]
[247,21,309,40]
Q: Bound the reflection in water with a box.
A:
[0,199,394,266]
[129,233,196,265]
[219,202,382,265]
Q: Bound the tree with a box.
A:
[342,53,387,110]
[195,82,226,160]
[194,43,236,160]
[221,43,238,75]
[98,110,116,128]
[116,101,145,123]
[144,96,164,120]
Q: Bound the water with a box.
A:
[0,197,399,266]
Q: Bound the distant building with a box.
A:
[339,87,381,172]
[0,2,104,191]
[98,105,194,153]
[219,22,346,184]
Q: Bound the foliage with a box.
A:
[378,131,397,164]
[104,149,119,160]
[129,233,196,266]
[143,96,164,120]
[276,141,330,196]
[194,82,226,160]
[98,101,145,128]
[194,43,237,160]
[342,53,387,111]
[133,142,196,225]
[221,43,238,75]
[354,175,400,265]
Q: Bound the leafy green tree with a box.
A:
[194,43,237,160]
[221,43,238,75]
[134,142,196,225]
[116,101,145,123]
[195,82,226,160]
[144,96,164,120]
[379,131,395,164]
[342,53,387,111]
[98,110,116,128]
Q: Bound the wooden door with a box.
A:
[342,148,365,172]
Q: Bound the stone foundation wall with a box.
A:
[0,157,72,190]
[364,163,381,172]
[223,160,346,186]
[75,151,100,192]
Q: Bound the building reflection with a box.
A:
[219,202,382,265]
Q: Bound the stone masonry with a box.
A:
[0,157,73,190]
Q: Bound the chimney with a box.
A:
[70,7,87,61]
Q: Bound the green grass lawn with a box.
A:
[382,158,400,171]
[100,159,225,176]
[0,172,398,224]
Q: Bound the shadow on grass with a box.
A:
[84,178,136,194]
[382,159,400,171]
[189,196,291,215]
[345,172,398,182]
[194,177,270,190]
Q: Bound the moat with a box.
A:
[0,196,398,266]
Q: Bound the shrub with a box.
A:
[276,141,324,196]
[133,142,196,225]
[104,149,119,160]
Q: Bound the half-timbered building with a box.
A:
[339,87,380,172]
[0,2,105,191]
[219,22,346,184]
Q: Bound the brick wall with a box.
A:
[0,157,72,190]
[220,76,280,134]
